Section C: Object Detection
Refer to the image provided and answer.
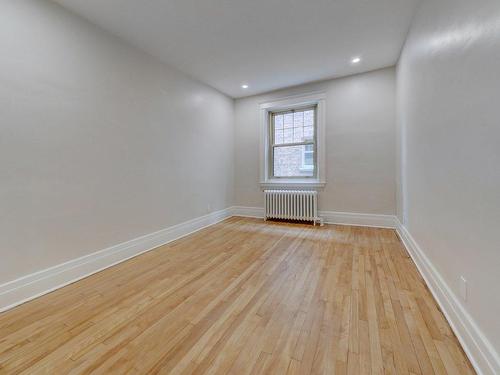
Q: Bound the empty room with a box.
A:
[1,0,499,374]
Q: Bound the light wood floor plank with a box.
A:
[0,217,475,374]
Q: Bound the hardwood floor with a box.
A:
[0,217,475,374]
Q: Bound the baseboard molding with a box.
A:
[231,206,265,218]
[320,210,397,228]
[396,220,500,375]
[231,206,398,228]
[0,208,233,313]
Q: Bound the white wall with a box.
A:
[397,0,500,367]
[0,0,234,285]
[234,68,396,214]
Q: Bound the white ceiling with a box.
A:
[54,0,419,98]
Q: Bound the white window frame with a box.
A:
[260,92,326,189]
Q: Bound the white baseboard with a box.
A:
[231,206,398,228]
[0,208,233,313]
[231,206,265,218]
[396,220,500,375]
[319,210,397,228]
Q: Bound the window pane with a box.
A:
[303,126,314,141]
[274,145,314,177]
[284,128,293,143]
[304,110,314,126]
[293,111,304,128]
[293,126,303,143]
[274,114,283,130]
[304,153,313,166]
[303,144,314,169]
[274,129,284,144]
[272,108,315,145]
[304,151,314,166]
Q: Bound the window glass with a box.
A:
[274,145,314,177]
[271,107,316,178]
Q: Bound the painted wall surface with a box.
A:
[234,68,396,214]
[398,0,500,356]
[0,0,234,284]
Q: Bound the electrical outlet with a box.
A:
[207,203,212,213]
[460,276,467,301]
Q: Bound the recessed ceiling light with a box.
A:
[351,57,361,64]
[241,84,249,89]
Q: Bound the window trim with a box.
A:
[260,92,326,190]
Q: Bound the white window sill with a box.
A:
[260,179,326,190]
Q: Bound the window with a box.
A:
[270,107,316,178]
[260,92,326,189]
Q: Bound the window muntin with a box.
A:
[270,106,316,178]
